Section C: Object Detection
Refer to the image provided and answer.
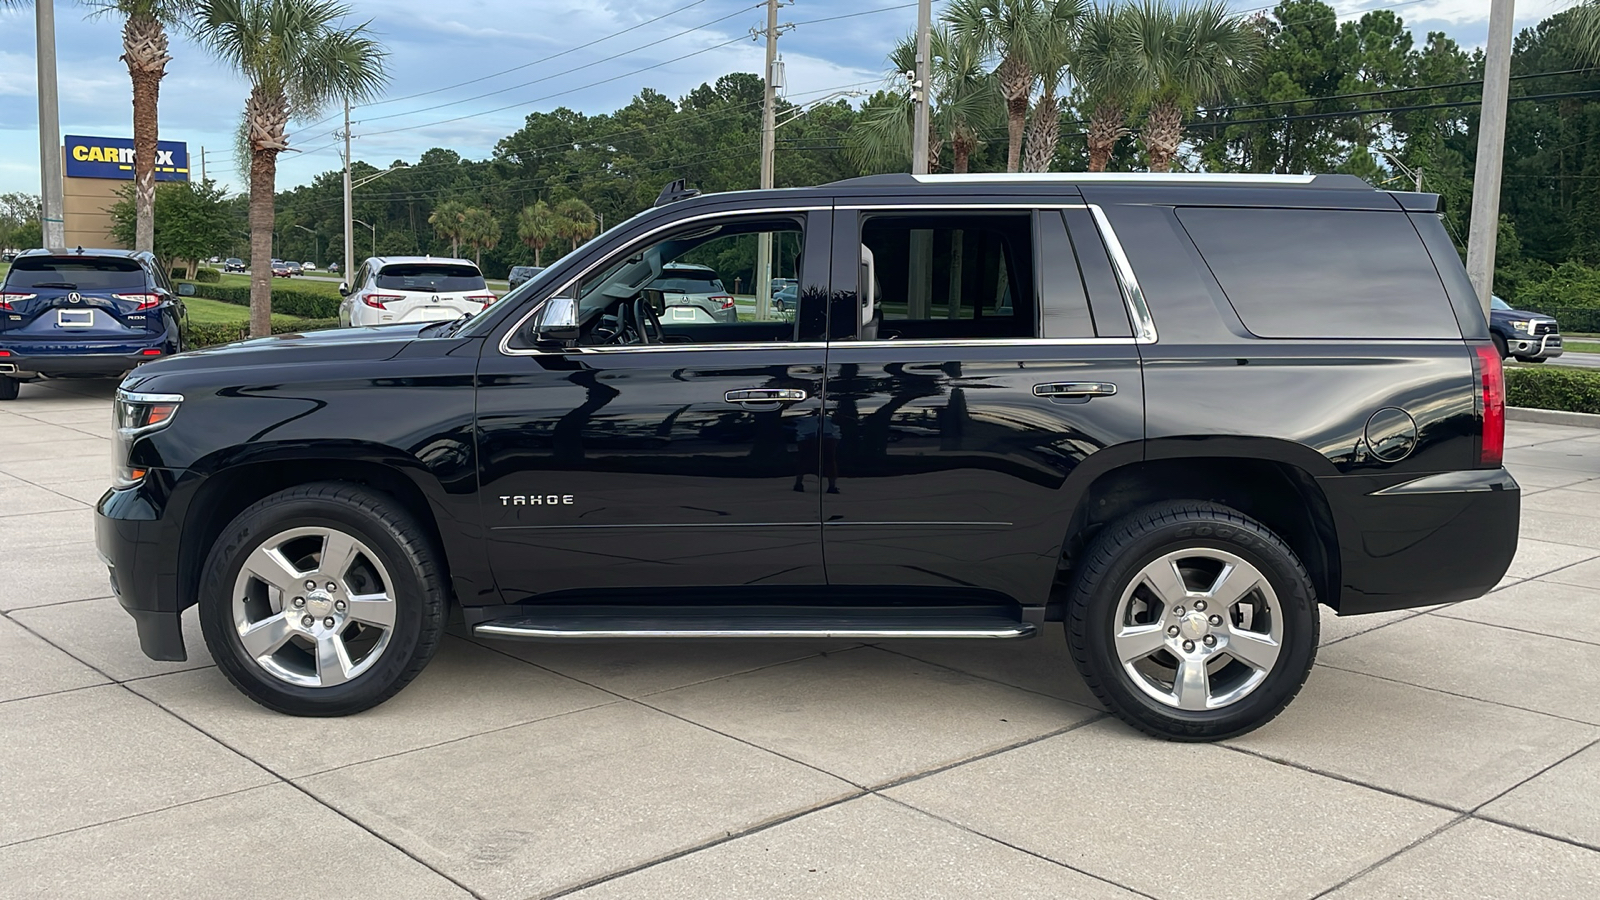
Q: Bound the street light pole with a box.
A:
[291,224,319,267]
[753,0,786,322]
[353,218,375,261]
[342,98,354,283]
[1466,0,1515,316]
[912,0,932,175]
[35,0,65,247]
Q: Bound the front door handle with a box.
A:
[725,388,807,406]
[1033,382,1118,399]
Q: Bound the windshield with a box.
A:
[375,263,486,292]
[1490,297,1511,310]
[4,257,146,290]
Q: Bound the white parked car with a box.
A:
[302,261,317,271]
[338,256,497,327]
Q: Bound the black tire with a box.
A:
[1492,332,1509,359]
[1066,501,1319,741]
[0,376,17,401]
[1514,356,1546,364]
[197,481,446,716]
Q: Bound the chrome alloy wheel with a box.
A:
[1112,548,1284,711]
[230,526,397,688]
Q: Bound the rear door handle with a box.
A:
[725,388,807,405]
[1033,382,1118,399]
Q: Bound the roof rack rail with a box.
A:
[655,178,702,207]
[826,172,1373,189]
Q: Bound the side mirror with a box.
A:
[533,296,580,343]
[177,283,196,297]
[337,282,350,297]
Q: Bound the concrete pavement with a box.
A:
[3,377,1599,899]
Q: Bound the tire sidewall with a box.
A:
[1076,513,1318,740]
[198,494,434,714]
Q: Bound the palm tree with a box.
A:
[553,197,597,252]
[1022,0,1086,173]
[517,200,560,267]
[945,0,1058,173]
[848,27,997,174]
[459,206,499,267]
[429,199,468,258]
[1074,3,1136,172]
[1124,0,1258,172]
[190,0,386,337]
[83,1,187,254]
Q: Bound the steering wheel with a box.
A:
[631,298,664,345]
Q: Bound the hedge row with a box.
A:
[1506,365,1600,415]
[186,317,340,349]
[179,281,341,319]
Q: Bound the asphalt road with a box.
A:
[1553,351,1600,369]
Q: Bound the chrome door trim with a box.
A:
[1085,204,1158,343]
[1033,382,1118,398]
[497,205,827,357]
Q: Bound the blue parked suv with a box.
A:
[0,248,186,400]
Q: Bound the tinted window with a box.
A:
[652,274,725,294]
[374,263,486,292]
[4,257,147,291]
[1176,208,1459,339]
[859,213,1035,340]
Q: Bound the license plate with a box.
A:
[57,309,93,328]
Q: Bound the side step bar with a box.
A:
[472,609,1037,641]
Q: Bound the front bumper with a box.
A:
[95,475,188,661]
[1507,333,1563,360]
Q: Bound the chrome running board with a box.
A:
[471,608,1037,641]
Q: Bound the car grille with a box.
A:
[1533,321,1558,336]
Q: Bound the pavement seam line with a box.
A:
[1427,607,1600,649]
[1304,814,1473,900]
[870,639,1112,706]
[1220,741,1487,815]
[1314,661,1600,727]
[0,781,284,852]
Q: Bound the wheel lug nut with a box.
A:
[1209,615,1222,627]
[335,600,346,612]
[1203,635,1217,647]
[301,615,314,627]
[1167,625,1180,637]
[323,617,336,628]
[305,580,316,589]
[1182,640,1196,652]
[1194,600,1207,611]
[327,582,337,592]
[1173,606,1185,617]
[292,597,304,608]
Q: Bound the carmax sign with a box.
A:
[64,135,189,181]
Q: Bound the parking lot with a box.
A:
[2,377,1599,900]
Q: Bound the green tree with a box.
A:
[429,199,468,258]
[1124,0,1260,172]
[83,1,188,254]
[553,197,597,252]
[945,0,1062,173]
[516,200,559,267]
[848,27,999,174]
[1023,0,1087,172]
[189,0,387,336]
[108,178,234,276]
[0,191,40,251]
[1073,3,1137,172]
[458,206,499,266]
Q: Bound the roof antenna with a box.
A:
[654,178,700,207]
[75,245,84,254]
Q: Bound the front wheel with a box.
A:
[1492,333,1509,359]
[1514,356,1547,364]
[1066,501,1319,741]
[197,482,446,716]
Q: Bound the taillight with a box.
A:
[361,292,401,309]
[712,295,735,309]
[140,348,162,356]
[113,293,162,310]
[1471,343,1505,468]
[1,292,36,309]
[466,292,497,308]
[0,350,10,356]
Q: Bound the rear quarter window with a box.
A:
[1174,208,1460,339]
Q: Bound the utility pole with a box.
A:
[912,0,932,175]
[199,147,207,183]
[342,98,354,281]
[35,0,65,248]
[754,0,790,322]
[1467,0,1515,316]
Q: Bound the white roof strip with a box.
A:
[909,173,1318,185]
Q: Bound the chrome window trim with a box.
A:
[1086,204,1158,343]
[908,172,1317,185]
[497,205,826,357]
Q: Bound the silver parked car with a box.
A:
[649,263,738,324]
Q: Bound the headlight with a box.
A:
[1508,320,1531,333]
[113,390,183,489]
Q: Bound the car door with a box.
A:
[819,198,1148,607]
[475,205,833,604]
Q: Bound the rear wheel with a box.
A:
[0,377,17,401]
[198,482,446,716]
[1066,501,1319,741]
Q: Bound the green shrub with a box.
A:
[193,267,221,283]
[270,317,339,334]
[176,281,341,319]
[1514,261,1600,309]
[1506,366,1600,415]
[186,321,247,348]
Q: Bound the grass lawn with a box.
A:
[214,272,344,297]
[1566,340,1600,354]
[183,296,304,329]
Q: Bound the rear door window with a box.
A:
[1175,208,1459,339]
[5,257,147,291]
[374,263,486,292]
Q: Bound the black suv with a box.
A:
[98,174,1518,740]
[1,248,186,400]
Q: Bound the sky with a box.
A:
[0,0,1577,198]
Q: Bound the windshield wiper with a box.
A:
[30,282,78,289]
